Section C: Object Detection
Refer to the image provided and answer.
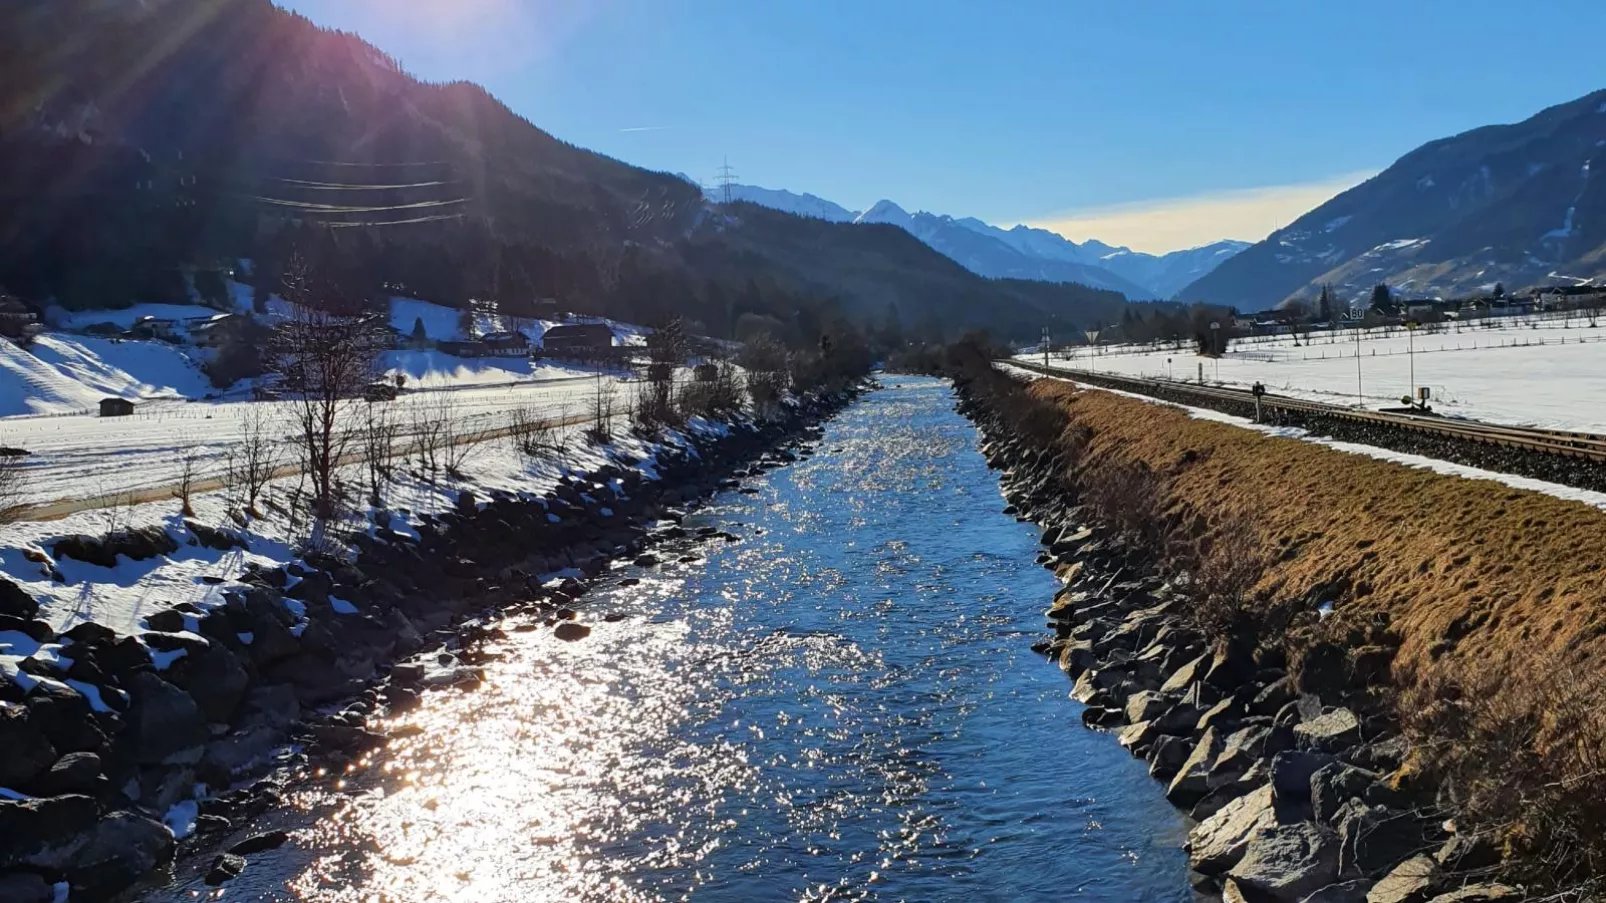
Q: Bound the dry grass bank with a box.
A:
[1027,378,1606,683]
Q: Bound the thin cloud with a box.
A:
[619,126,671,133]
[1022,171,1376,254]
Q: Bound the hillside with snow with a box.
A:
[1179,88,1606,309]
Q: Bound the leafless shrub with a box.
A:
[173,439,205,518]
[1171,520,1279,647]
[632,374,680,431]
[0,450,26,524]
[1076,457,1169,551]
[441,416,492,479]
[91,476,136,535]
[585,373,614,445]
[506,405,565,469]
[678,360,744,418]
[361,403,400,505]
[409,393,452,473]
[224,406,282,518]
[1402,650,1606,889]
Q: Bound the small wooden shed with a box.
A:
[99,397,135,417]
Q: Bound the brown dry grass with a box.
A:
[1026,378,1606,683]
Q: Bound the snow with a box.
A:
[148,647,187,671]
[0,335,212,416]
[1023,316,1606,435]
[1010,364,1606,515]
[53,303,230,332]
[329,596,359,615]
[1324,215,1353,232]
[66,679,121,713]
[1544,206,1577,240]
[164,799,199,840]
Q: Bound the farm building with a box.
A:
[100,398,135,417]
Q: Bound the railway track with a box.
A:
[1006,360,1606,466]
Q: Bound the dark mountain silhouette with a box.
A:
[0,0,1121,340]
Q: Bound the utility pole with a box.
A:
[715,157,738,206]
[1041,326,1050,368]
[1355,324,1363,407]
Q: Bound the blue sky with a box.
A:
[280,0,1606,252]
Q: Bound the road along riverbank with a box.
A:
[948,352,1572,901]
[0,387,863,902]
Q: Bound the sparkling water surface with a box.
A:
[141,376,1190,903]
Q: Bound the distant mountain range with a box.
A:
[1179,88,1606,308]
[723,184,1249,299]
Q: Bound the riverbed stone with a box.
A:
[1189,784,1278,875]
[207,852,248,885]
[0,576,39,620]
[1161,654,1209,694]
[1364,854,1438,903]
[32,751,102,796]
[1227,822,1340,902]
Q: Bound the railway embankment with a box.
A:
[956,352,1606,901]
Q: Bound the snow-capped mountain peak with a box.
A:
[727,182,1248,299]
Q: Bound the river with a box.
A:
[141,376,1190,902]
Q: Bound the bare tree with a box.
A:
[441,413,492,479]
[361,403,400,506]
[268,259,386,520]
[225,406,282,518]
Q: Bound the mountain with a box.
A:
[1178,89,1606,309]
[0,0,1120,341]
[944,217,1250,298]
[725,185,1247,298]
[851,200,1157,297]
[724,184,857,222]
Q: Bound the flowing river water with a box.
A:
[142,376,1190,903]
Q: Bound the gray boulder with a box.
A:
[0,794,99,870]
[0,872,52,903]
[1364,854,1438,903]
[67,811,175,899]
[1148,734,1191,782]
[32,751,102,796]
[1125,690,1170,724]
[1189,785,1278,875]
[1295,708,1361,753]
[1168,727,1224,808]
[1337,802,1431,879]
[1228,822,1340,902]
[1271,751,1335,806]
[1311,763,1379,825]
[1161,654,1208,694]
[0,706,57,788]
[1299,879,1373,902]
[127,672,207,765]
[1423,886,1519,902]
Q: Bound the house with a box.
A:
[0,295,42,342]
[100,398,136,417]
[480,331,530,358]
[541,323,615,353]
[129,317,179,341]
[437,339,487,358]
[190,314,248,348]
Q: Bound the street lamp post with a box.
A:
[1210,322,1221,382]
[1355,323,1363,407]
[1406,320,1418,404]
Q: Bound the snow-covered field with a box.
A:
[1024,318,1606,433]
